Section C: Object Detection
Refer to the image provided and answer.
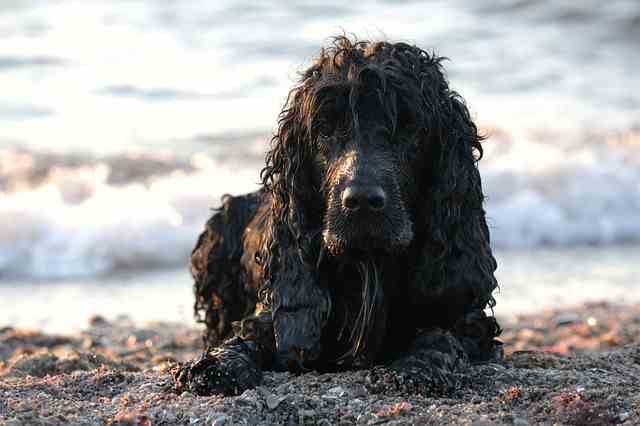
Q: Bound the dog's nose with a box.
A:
[341,185,386,212]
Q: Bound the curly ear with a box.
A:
[260,83,319,274]
[259,81,332,367]
[413,84,498,316]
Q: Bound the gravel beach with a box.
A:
[2,302,639,425]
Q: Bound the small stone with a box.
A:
[88,315,109,327]
[257,386,287,411]
[163,411,178,423]
[209,413,229,426]
[82,337,98,350]
[471,419,493,426]
[553,313,579,327]
[339,414,355,425]
[348,398,364,407]
[235,389,260,408]
[356,413,374,424]
[513,417,529,426]
[266,394,287,411]
[352,385,367,398]
[324,386,347,399]
[299,409,316,419]
[139,382,161,391]
[618,412,630,422]
[510,351,561,369]
[485,362,506,370]
[308,397,322,407]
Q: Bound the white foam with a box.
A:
[482,131,640,248]
[1,131,639,279]
[0,155,259,278]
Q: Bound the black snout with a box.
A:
[341,185,386,212]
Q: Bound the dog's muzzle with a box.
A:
[341,184,387,212]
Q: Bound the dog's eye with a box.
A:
[395,101,420,136]
[314,129,337,161]
[316,136,334,156]
[394,119,420,141]
[316,120,335,138]
[396,113,417,132]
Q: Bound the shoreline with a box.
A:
[2,302,639,425]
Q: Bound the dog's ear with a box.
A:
[260,81,332,369]
[261,82,319,263]
[412,69,498,312]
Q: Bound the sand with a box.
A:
[1,302,639,425]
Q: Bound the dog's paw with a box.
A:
[365,332,468,395]
[364,362,458,395]
[401,331,468,391]
[171,348,262,396]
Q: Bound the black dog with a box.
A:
[173,36,502,396]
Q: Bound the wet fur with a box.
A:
[173,36,502,396]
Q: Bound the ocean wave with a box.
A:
[1,130,639,279]
[483,129,640,247]
[0,152,259,279]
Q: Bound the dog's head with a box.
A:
[263,36,484,261]
[261,36,488,368]
[315,72,417,257]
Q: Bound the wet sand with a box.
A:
[1,302,639,425]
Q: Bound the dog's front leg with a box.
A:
[270,259,331,371]
[366,310,502,395]
[172,309,275,396]
[366,329,469,394]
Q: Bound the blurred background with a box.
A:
[1,0,638,332]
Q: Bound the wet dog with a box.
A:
[173,36,502,396]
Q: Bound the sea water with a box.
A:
[1,1,638,330]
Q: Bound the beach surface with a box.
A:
[2,302,639,425]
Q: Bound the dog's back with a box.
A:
[191,190,267,345]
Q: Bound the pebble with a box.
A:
[618,412,630,422]
[348,398,364,407]
[208,413,229,426]
[139,382,160,391]
[88,315,109,327]
[298,409,316,419]
[553,313,579,327]
[324,386,347,399]
[513,417,529,426]
[82,337,97,349]
[268,395,287,411]
[510,351,561,369]
[352,385,368,398]
[257,386,287,411]
[356,413,375,424]
[339,415,355,425]
[235,389,259,408]
[162,411,178,423]
[471,418,493,426]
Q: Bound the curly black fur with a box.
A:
[173,36,502,396]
